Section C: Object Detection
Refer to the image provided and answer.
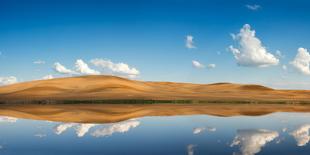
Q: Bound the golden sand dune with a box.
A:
[0,75,310,103]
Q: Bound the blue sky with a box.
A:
[1,0,310,89]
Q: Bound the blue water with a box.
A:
[0,112,309,155]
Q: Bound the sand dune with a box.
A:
[0,75,310,103]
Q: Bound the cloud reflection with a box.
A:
[91,120,140,137]
[187,144,196,155]
[290,124,310,146]
[231,129,279,155]
[193,126,216,134]
[0,116,17,123]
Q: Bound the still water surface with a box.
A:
[0,112,309,155]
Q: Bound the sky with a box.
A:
[1,0,310,89]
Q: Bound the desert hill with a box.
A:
[0,75,310,104]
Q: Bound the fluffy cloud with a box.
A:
[0,76,18,86]
[290,48,310,75]
[230,129,279,155]
[187,144,196,155]
[90,59,140,78]
[192,60,205,69]
[207,64,216,69]
[245,4,261,11]
[229,24,279,67]
[75,59,100,75]
[0,116,18,123]
[54,123,97,137]
[91,120,140,137]
[290,124,310,146]
[186,35,196,49]
[76,124,97,137]
[282,65,287,71]
[33,60,45,64]
[54,123,75,135]
[54,62,76,75]
[42,74,54,80]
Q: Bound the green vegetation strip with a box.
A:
[1,99,310,104]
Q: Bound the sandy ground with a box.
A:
[1,75,310,103]
[0,104,310,123]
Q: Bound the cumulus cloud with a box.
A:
[290,124,310,146]
[54,123,97,137]
[90,59,140,78]
[290,48,310,75]
[207,64,216,69]
[0,76,18,86]
[54,62,76,75]
[187,144,196,155]
[75,59,100,75]
[192,60,205,69]
[54,123,76,135]
[33,60,45,64]
[0,116,18,123]
[230,129,279,155]
[186,35,196,49]
[91,120,140,137]
[42,74,54,80]
[229,24,279,67]
[76,124,97,137]
[245,4,261,11]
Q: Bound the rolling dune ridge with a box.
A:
[0,75,310,103]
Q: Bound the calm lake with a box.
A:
[0,112,309,155]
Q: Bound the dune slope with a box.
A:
[0,75,310,103]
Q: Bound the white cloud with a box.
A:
[290,48,310,75]
[207,64,216,69]
[230,129,279,155]
[42,74,54,80]
[75,124,97,137]
[0,76,18,86]
[91,59,140,78]
[192,60,205,69]
[186,35,196,49]
[33,60,45,64]
[54,62,76,75]
[187,144,196,155]
[91,120,140,137]
[290,124,310,146]
[245,4,261,11]
[282,65,287,71]
[0,116,18,123]
[54,123,75,135]
[229,24,279,67]
[54,123,97,137]
[75,59,100,75]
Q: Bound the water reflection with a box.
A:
[231,129,279,155]
[91,119,140,137]
[0,112,309,155]
[290,124,310,146]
